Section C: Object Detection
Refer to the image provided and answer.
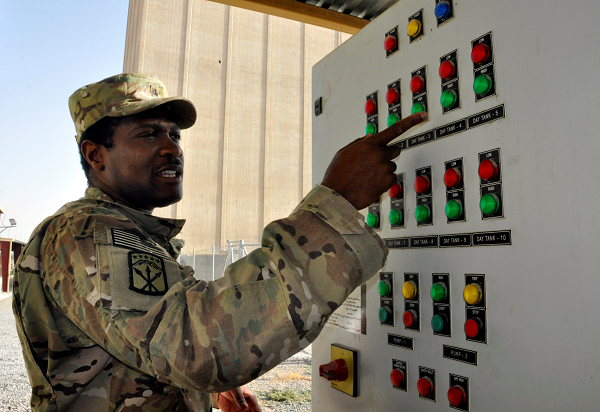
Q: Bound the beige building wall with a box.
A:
[124,0,351,252]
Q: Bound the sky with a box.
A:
[0,0,129,242]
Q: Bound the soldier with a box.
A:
[12,73,427,411]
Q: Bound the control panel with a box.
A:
[311,0,600,411]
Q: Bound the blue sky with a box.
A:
[0,1,129,242]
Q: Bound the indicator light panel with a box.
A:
[449,374,470,412]
[465,274,487,344]
[432,273,451,337]
[415,165,433,226]
[479,149,504,220]
[445,158,464,190]
[365,122,377,135]
[411,66,428,115]
[391,359,408,392]
[367,200,382,229]
[446,191,466,223]
[365,91,379,140]
[434,0,454,26]
[418,367,436,402]
[408,9,424,43]
[439,50,461,114]
[478,149,502,184]
[379,272,394,326]
[389,173,405,229]
[471,32,497,101]
[329,344,358,397]
[404,273,420,332]
[384,26,399,57]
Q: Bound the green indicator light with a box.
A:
[440,89,457,109]
[431,314,445,333]
[387,113,399,127]
[379,307,389,323]
[480,193,500,215]
[430,282,448,302]
[389,209,402,225]
[411,102,426,114]
[414,204,430,223]
[365,123,377,135]
[445,199,463,219]
[473,74,493,95]
[366,212,379,227]
[378,280,391,297]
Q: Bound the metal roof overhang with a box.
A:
[206,0,399,34]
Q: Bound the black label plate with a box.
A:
[388,334,414,350]
[436,119,467,139]
[408,130,435,148]
[393,139,407,150]
[440,234,472,247]
[385,237,409,249]
[443,345,478,365]
[468,104,505,129]
[410,236,439,248]
[473,230,511,246]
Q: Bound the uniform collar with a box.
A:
[84,187,186,241]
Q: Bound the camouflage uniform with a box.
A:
[12,73,388,411]
[13,184,387,411]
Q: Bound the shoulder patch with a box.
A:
[128,252,168,296]
[112,228,171,259]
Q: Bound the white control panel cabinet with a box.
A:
[311,0,600,411]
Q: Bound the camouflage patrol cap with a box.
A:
[69,73,196,143]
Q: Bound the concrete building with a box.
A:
[123,0,351,255]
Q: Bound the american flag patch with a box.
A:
[111,229,171,260]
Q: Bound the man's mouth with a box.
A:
[156,165,183,178]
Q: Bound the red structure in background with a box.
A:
[1,238,25,293]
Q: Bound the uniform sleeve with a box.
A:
[41,185,387,393]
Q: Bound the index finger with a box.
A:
[369,112,428,145]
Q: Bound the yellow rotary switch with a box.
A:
[463,284,483,305]
[402,281,418,300]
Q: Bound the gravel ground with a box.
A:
[0,295,31,411]
[0,292,312,412]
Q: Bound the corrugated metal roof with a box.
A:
[295,0,399,21]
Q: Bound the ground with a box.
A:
[0,293,312,411]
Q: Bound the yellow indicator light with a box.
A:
[402,281,418,300]
[407,19,422,37]
[463,284,483,305]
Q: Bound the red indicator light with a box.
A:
[417,377,433,397]
[390,369,405,387]
[403,310,417,327]
[439,60,456,80]
[448,386,466,407]
[386,88,400,105]
[365,99,377,115]
[410,76,425,93]
[444,168,461,188]
[472,43,490,64]
[478,159,498,181]
[384,35,397,52]
[465,317,483,338]
[414,175,430,194]
[388,182,402,198]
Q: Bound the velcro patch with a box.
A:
[112,229,171,260]
[128,252,168,296]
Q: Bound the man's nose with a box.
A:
[159,134,183,157]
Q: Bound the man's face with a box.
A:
[99,110,184,211]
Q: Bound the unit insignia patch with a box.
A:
[128,252,168,296]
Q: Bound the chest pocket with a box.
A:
[94,227,188,312]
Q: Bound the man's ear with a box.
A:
[81,140,106,172]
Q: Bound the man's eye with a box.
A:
[171,134,181,141]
